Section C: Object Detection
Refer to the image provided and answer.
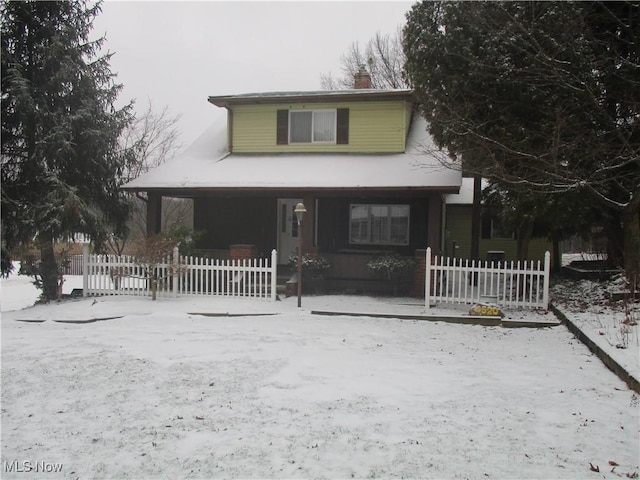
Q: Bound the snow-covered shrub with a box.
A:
[288,254,331,280]
[367,252,417,281]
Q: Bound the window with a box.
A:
[277,108,349,145]
[289,110,336,143]
[350,204,410,245]
[481,209,514,239]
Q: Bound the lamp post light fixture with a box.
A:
[294,202,307,308]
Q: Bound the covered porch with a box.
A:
[144,187,448,295]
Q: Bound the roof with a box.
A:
[122,113,461,194]
[208,89,414,107]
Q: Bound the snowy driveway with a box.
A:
[1,296,639,479]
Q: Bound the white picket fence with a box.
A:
[82,246,278,301]
[424,247,551,310]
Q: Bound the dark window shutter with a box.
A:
[336,108,349,144]
[276,110,288,145]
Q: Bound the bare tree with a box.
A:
[108,100,191,254]
[129,234,178,300]
[121,99,183,182]
[321,28,408,90]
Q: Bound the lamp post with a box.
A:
[294,202,307,308]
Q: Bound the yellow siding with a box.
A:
[230,101,408,153]
[445,205,552,263]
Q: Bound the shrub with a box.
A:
[367,252,417,281]
[288,253,331,280]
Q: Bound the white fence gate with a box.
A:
[82,246,278,301]
[425,247,550,310]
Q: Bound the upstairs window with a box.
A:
[290,110,335,143]
[350,204,410,245]
[277,108,349,145]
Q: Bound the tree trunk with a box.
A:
[606,214,624,269]
[516,220,534,262]
[151,273,158,301]
[38,236,59,301]
[622,188,640,293]
[552,235,562,274]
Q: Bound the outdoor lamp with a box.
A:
[294,202,306,307]
[294,202,306,224]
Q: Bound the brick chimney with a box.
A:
[354,66,372,89]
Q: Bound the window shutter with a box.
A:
[336,108,349,144]
[276,110,288,145]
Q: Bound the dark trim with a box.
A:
[123,186,462,197]
[227,109,234,151]
[146,193,162,235]
[208,89,414,108]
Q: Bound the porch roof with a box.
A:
[122,114,462,194]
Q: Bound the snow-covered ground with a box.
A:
[552,276,639,384]
[1,267,638,479]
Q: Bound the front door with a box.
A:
[277,198,303,265]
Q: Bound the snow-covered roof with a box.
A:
[122,114,461,193]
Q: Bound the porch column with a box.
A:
[427,196,442,252]
[147,192,162,236]
[302,195,317,254]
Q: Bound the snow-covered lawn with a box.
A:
[1,270,639,479]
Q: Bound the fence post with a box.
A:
[542,251,551,310]
[270,249,278,302]
[82,245,89,298]
[172,246,179,298]
[424,247,432,310]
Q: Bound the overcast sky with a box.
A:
[92,1,414,147]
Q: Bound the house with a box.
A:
[122,72,462,293]
[444,177,552,263]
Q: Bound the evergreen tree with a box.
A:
[403,1,639,282]
[1,0,133,299]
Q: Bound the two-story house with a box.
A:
[122,73,462,292]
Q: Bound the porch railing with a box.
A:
[82,246,278,301]
[424,247,551,310]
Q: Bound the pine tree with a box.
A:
[1,0,133,299]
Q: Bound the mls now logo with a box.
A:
[3,460,63,473]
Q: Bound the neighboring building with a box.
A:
[122,73,462,292]
[444,177,552,263]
